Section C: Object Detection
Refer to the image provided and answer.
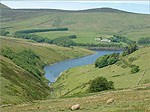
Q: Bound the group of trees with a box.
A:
[52,36,76,47]
[1,48,45,80]
[14,33,52,43]
[110,35,136,45]
[14,28,68,34]
[138,37,150,44]
[122,44,137,56]
[13,28,68,44]
[95,53,120,68]
[76,43,122,48]
[14,29,122,48]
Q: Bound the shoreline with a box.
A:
[43,47,123,85]
[43,50,96,84]
[86,47,124,51]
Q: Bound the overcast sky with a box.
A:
[1,1,150,14]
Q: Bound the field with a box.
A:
[52,46,150,97]
[1,84,150,112]
[1,3,150,44]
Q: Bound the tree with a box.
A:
[89,77,114,92]
[122,44,137,56]
[95,53,119,68]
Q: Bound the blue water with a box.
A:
[44,50,122,82]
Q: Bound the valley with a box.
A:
[0,2,150,112]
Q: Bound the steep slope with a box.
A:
[52,46,150,97]
[0,56,50,105]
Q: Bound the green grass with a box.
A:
[0,56,50,105]
[1,84,150,112]
[1,6,150,44]
[1,36,94,66]
[0,36,94,105]
[52,46,150,97]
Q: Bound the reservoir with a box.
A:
[44,50,122,82]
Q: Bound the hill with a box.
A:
[1,3,150,44]
[0,3,10,9]
[0,56,50,105]
[0,36,94,105]
[52,46,150,97]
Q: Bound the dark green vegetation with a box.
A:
[122,44,137,56]
[138,37,150,44]
[95,44,139,74]
[88,77,114,92]
[52,36,75,47]
[1,48,45,80]
[95,53,120,68]
[14,31,52,43]
[0,30,10,36]
[109,35,136,45]
[0,36,94,105]
[1,56,50,105]
[14,28,68,34]
[131,65,140,74]
[13,28,68,44]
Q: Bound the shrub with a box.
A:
[89,77,114,92]
[68,35,77,39]
[131,65,140,74]
[1,30,9,36]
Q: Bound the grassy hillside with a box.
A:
[1,3,150,44]
[1,36,94,79]
[0,36,94,105]
[52,46,150,97]
[1,36,94,63]
[0,56,50,105]
[1,84,150,112]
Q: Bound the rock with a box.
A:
[106,98,114,104]
[71,104,80,111]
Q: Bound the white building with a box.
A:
[101,39,111,42]
[94,38,101,41]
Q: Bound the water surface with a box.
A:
[44,50,122,82]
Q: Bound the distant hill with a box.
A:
[0,3,10,9]
[0,2,132,14]
[1,3,150,43]
[14,7,131,14]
